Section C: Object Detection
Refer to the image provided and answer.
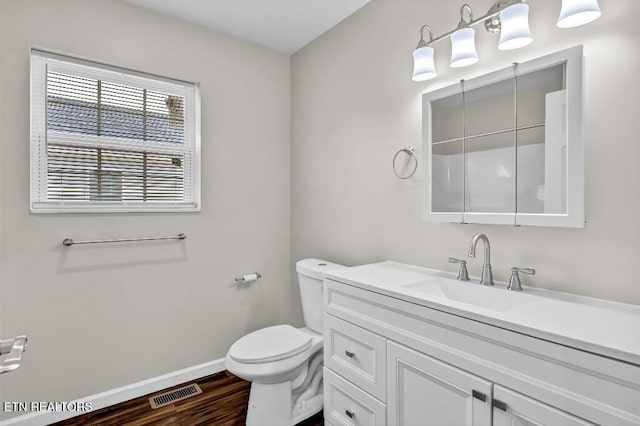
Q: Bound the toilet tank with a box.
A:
[296,259,345,333]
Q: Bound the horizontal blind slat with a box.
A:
[46,143,185,202]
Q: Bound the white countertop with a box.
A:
[324,261,640,366]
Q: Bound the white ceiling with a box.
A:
[123,0,372,54]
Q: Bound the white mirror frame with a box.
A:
[422,45,584,228]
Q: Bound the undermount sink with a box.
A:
[402,277,530,312]
[323,261,640,364]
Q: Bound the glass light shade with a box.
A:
[557,0,601,28]
[412,46,437,81]
[450,27,478,68]
[499,3,533,50]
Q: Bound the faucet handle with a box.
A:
[448,258,470,281]
[508,267,535,291]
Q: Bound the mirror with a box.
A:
[422,46,584,227]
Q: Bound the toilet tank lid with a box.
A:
[296,258,345,280]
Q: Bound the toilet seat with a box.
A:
[229,325,312,364]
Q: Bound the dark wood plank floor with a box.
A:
[53,371,324,426]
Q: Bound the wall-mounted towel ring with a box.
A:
[393,147,418,179]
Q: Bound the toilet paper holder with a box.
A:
[235,273,262,283]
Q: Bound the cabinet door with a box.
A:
[493,385,596,426]
[387,341,492,426]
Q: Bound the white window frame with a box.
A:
[30,49,201,213]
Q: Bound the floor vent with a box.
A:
[149,383,202,409]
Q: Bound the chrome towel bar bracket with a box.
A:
[63,233,187,246]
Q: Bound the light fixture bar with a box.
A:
[424,0,526,46]
[413,0,600,81]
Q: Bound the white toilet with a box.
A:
[225,258,345,426]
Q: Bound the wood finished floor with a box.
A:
[53,371,324,426]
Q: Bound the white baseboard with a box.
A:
[1,358,226,426]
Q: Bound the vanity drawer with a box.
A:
[324,313,387,401]
[323,367,386,426]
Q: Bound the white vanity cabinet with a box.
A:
[492,386,595,426]
[322,276,640,426]
[387,342,594,426]
[324,367,386,426]
[324,314,386,401]
[387,341,492,426]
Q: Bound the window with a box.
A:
[30,50,200,212]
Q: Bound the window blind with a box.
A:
[30,50,200,212]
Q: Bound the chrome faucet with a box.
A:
[467,233,494,286]
[448,258,470,281]
[507,267,535,291]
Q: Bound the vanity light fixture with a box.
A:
[412,0,600,81]
[412,25,437,81]
[557,0,601,28]
[498,3,532,50]
[450,5,479,68]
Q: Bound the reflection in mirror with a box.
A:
[432,140,463,212]
[431,90,464,213]
[516,126,546,214]
[517,64,564,127]
[543,89,568,214]
[464,77,515,137]
[465,132,515,213]
[432,93,463,143]
[516,64,566,215]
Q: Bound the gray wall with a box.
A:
[291,0,640,315]
[0,0,291,414]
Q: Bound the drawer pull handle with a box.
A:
[345,350,355,358]
[345,409,355,418]
[472,390,487,402]
[492,399,507,412]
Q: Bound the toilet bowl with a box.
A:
[225,259,345,426]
